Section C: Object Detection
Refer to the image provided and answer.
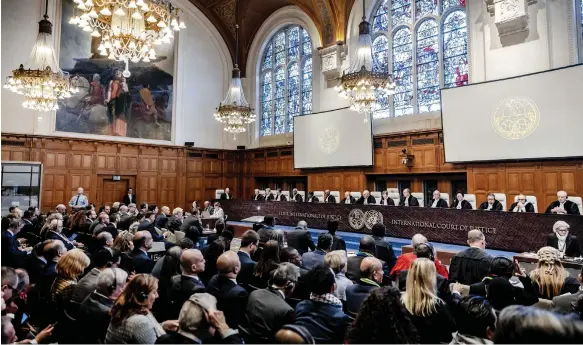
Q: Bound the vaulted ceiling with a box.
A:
[188,0,357,75]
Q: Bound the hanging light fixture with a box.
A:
[4,0,77,112]
[69,0,185,75]
[335,0,396,118]
[213,4,255,140]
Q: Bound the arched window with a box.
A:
[260,26,313,136]
[371,0,468,118]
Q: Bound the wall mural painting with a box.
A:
[56,0,174,141]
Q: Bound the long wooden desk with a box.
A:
[220,200,583,253]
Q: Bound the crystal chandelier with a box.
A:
[214,22,256,139]
[68,0,185,76]
[3,0,77,112]
[335,0,395,116]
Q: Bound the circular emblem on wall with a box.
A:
[364,210,384,230]
[319,128,340,155]
[348,208,365,230]
[491,96,540,140]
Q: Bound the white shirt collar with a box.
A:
[271,285,286,299]
[183,273,200,281]
[229,278,237,285]
[7,230,14,236]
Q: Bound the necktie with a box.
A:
[75,195,80,205]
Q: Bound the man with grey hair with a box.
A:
[390,233,449,279]
[245,263,299,339]
[546,220,580,257]
[509,194,535,213]
[356,190,376,204]
[399,188,419,207]
[252,189,264,201]
[286,221,315,255]
[291,188,303,202]
[449,230,493,285]
[156,293,242,344]
[77,268,128,344]
[545,190,581,215]
[324,190,336,203]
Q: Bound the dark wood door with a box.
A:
[102,180,128,206]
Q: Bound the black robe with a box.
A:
[478,200,503,211]
[356,195,377,204]
[509,202,535,213]
[265,194,275,201]
[451,199,473,210]
[274,194,287,201]
[324,194,336,203]
[545,200,581,215]
[380,198,395,206]
[428,198,448,208]
[341,196,356,204]
[252,194,265,201]
[307,196,319,203]
[399,196,419,207]
[546,233,581,257]
[291,193,303,202]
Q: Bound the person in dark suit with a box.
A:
[205,251,249,329]
[306,191,319,203]
[128,231,155,273]
[45,218,80,251]
[428,190,448,208]
[327,220,346,252]
[155,206,171,229]
[399,188,419,207]
[509,194,535,213]
[77,268,128,344]
[323,190,336,203]
[202,201,214,215]
[245,263,299,340]
[122,188,136,206]
[167,249,206,320]
[545,191,581,215]
[156,293,243,344]
[451,192,473,210]
[478,193,504,211]
[290,188,303,202]
[180,214,204,242]
[546,221,580,257]
[449,230,493,285]
[341,191,356,204]
[220,187,233,200]
[274,188,287,202]
[265,188,275,201]
[252,189,265,201]
[286,221,315,256]
[345,257,383,316]
[371,223,397,273]
[379,191,395,206]
[16,210,37,240]
[236,230,260,290]
[552,266,583,314]
[25,241,49,283]
[1,219,29,268]
[302,233,333,270]
[257,216,275,244]
[138,212,164,242]
[347,236,391,285]
[102,213,119,239]
[356,190,376,204]
[293,265,352,344]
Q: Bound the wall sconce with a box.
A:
[400,148,414,168]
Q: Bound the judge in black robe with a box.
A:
[478,194,503,211]
[306,192,319,203]
[323,190,336,203]
[399,189,419,207]
[509,195,535,213]
[265,189,275,201]
[379,191,395,206]
[428,190,448,208]
[341,192,356,204]
[291,189,303,202]
[545,194,580,215]
[356,190,376,204]
[251,190,265,201]
[274,189,287,201]
[546,221,581,257]
[451,199,473,210]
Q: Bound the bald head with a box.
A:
[468,229,485,249]
[181,249,205,275]
[360,257,383,282]
[412,234,428,248]
[216,251,240,277]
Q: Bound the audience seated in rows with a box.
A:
[346,236,391,285]
[301,233,332,270]
[345,257,383,316]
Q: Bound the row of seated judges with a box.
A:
[250,188,582,215]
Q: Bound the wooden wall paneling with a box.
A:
[159,175,178,209]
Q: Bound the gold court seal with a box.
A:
[491,97,540,140]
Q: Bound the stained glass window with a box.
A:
[260,26,312,136]
[371,0,467,118]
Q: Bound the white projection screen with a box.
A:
[294,109,373,169]
[441,64,583,163]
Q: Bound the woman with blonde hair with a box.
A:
[401,258,456,343]
[529,246,579,300]
[40,212,63,235]
[51,248,90,312]
[106,274,176,343]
